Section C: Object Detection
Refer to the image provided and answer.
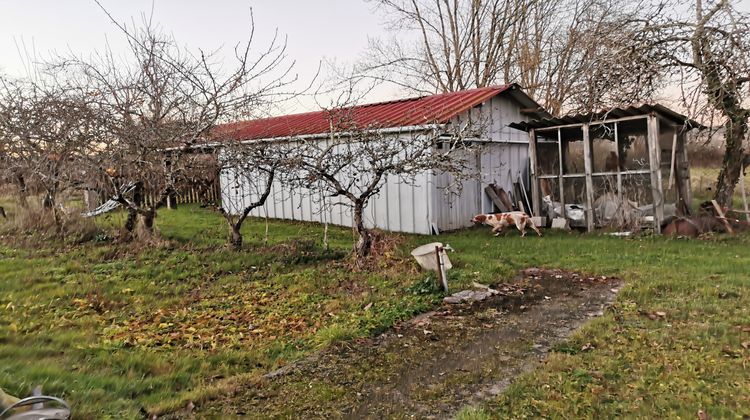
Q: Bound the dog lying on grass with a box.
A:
[471,212,542,237]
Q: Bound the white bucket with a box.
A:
[410,242,452,271]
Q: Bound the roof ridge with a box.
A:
[210,84,517,141]
[229,85,513,124]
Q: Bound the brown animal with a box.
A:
[662,214,748,238]
[662,216,721,237]
[471,212,542,237]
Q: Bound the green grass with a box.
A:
[438,229,750,418]
[0,205,435,417]
[1,204,749,418]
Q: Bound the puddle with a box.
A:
[199,269,622,419]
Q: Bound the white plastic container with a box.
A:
[410,242,452,271]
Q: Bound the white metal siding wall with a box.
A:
[219,136,434,235]
[430,94,530,230]
[219,93,532,235]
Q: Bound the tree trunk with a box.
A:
[15,174,28,208]
[353,202,372,258]
[125,182,144,233]
[714,115,749,208]
[141,209,156,234]
[125,209,138,232]
[42,192,54,209]
[230,224,243,250]
[44,192,62,235]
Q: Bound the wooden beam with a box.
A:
[682,134,693,210]
[520,107,546,115]
[528,129,541,216]
[484,185,509,212]
[668,130,678,190]
[711,199,734,234]
[614,122,623,207]
[557,128,566,219]
[582,123,595,232]
[498,188,515,212]
[647,114,663,233]
[533,115,649,131]
[674,132,691,216]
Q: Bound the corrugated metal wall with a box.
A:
[219,136,435,235]
[431,94,530,231]
[220,93,530,235]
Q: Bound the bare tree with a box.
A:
[293,103,478,259]
[0,77,102,232]
[617,0,750,207]
[358,0,663,116]
[516,0,664,115]
[217,139,296,250]
[361,0,529,95]
[55,8,297,239]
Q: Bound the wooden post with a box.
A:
[582,123,595,232]
[528,129,541,217]
[674,132,692,216]
[647,114,663,233]
[614,122,623,205]
[682,135,692,210]
[434,246,447,292]
[476,149,483,213]
[557,128,566,218]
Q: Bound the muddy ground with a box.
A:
[197,269,621,419]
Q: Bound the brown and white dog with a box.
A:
[471,212,542,237]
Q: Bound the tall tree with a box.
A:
[56,9,297,239]
[625,0,749,207]
[0,78,102,232]
[360,0,659,115]
[217,139,297,250]
[294,105,478,259]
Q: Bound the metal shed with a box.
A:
[217,85,548,234]
[510,104,704,232]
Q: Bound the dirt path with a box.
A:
[199,269,621,419]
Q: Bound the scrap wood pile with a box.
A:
[662,200,749,238]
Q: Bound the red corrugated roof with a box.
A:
[212,84,516,141]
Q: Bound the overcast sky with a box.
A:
[0,0,401,114]
[2,1,749,115]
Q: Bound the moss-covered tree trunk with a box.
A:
[714,113,749,207]
[353,200,372,258]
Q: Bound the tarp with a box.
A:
[81,182,137,218]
